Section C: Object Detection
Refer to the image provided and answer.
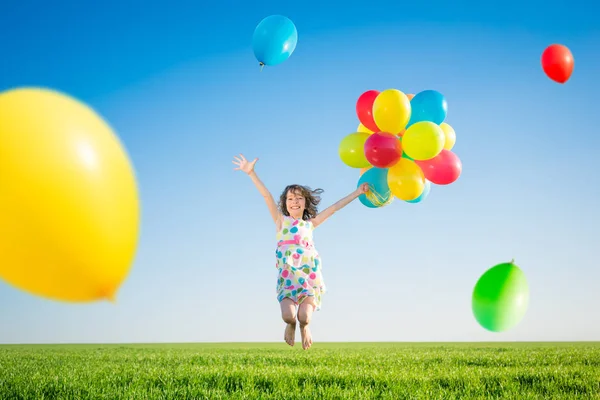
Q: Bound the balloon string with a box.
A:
[365,184,392,207]
[259,62,265,72]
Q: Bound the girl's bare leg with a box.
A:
[280,298,297,346]
[297,297,316,350]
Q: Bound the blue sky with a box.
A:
[1,0,599,343]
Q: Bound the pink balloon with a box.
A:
[364,132,402,168]
[415,150,462,185]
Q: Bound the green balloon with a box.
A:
[472,260,529,333]
[339,131,371,168]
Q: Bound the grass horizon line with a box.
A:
[1,340,599,347]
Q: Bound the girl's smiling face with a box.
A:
[286,190,305,219]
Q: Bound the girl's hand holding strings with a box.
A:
[356,183,370,195]
[232,154,258,175]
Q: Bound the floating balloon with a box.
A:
[541,44,574,84]
[472,260,529,333]
[440,122,456,150]
[372,89,411,134]
[0,87,140,303]
[364,132,402,168]
[252,15,298,68]
[387,158,425,201]
[402,121,445,161]
[357,167,393,208]
[415,149,462,185]
[356,90,380,132]
[408,90,448,126]
[339,131,371,168]
[357,123,373,134]
[406,179,431,204]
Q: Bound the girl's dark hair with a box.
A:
[278,184,324,220]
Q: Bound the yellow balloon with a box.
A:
[372,89,411,135]
[387,158,425,201]
[402,121,445,160]
[440,122,456,150]
[357,123,373,134]
[0,88,140,303]
[339,131,371,168]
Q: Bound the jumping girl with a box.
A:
[233,154,369,350]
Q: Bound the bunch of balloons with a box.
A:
[338,88,463,208]
[0,87,140,303]
[252,15,298,70]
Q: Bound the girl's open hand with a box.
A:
[232,154,257,175]
[356,183,370,195]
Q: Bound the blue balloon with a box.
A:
[357,167,393,208]
[252,15,298,67]
[407,90,448,127]
[406,180,431,204]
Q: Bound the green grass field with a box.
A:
[1,342,598,399]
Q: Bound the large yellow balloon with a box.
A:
[440,122,456,150]
[339,131,371,168]
[372,89,411,135]
[357,123,373,134]
[387,158,425,201]
[402,121,445,161]
[0,88,140,303]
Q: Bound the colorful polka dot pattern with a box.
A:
[275,215,326,311]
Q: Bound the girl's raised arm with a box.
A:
[233,154,281,226]
[311,183,369,228]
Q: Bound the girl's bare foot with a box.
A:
[284,322,296,346]
[300,324,313,350]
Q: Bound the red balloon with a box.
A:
[541,44,574,84]
[356,90,380,132]
[364,132,402,168]
[415,149,462,185]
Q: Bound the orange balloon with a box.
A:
[359,166,372,176]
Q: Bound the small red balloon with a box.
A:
[541,44,574,84]
[415,149,462,185]
[356,90,380,132]
[364,132,402,168]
